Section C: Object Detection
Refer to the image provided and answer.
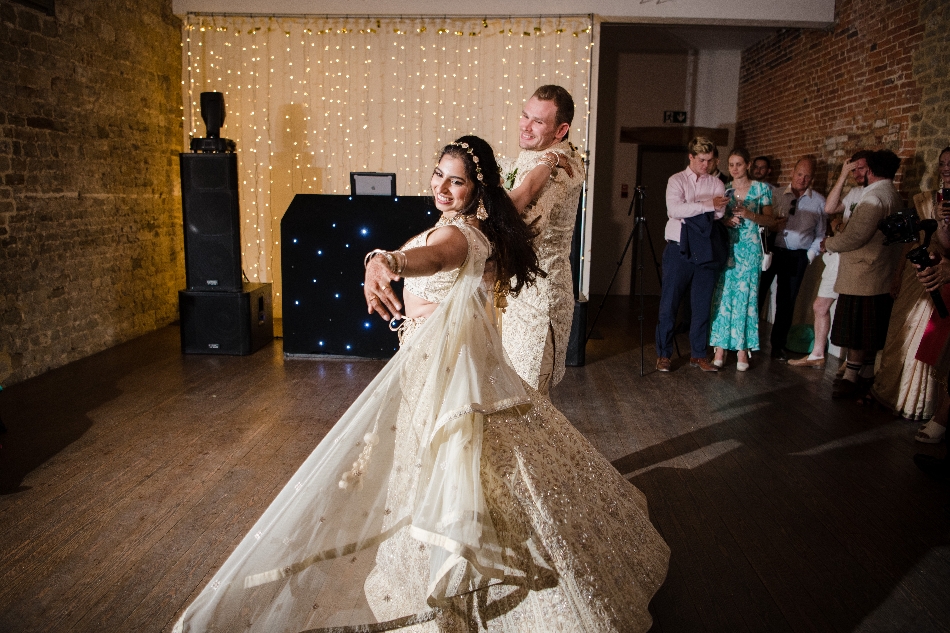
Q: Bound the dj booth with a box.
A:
[280,194,436,358]
[281,193,588,364]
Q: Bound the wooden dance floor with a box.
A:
[1,295,948,632]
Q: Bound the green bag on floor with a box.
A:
[786,324,815,354]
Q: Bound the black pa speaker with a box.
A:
[180,153,243,292]
[179,283,273,355]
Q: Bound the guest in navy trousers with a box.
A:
[655,136,734,373]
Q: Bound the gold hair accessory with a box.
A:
[449,141,484,182]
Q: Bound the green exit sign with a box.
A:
[664,111,688,124]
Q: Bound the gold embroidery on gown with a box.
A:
[365,388,670,632]
[500,141,586,389]
[174,220,669,633]
[402,225,462,304]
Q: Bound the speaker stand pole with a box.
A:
[633,192,666,376]
[586,186,673,375]
[586,190,639,344]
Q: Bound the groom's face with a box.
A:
[519,97,564,151]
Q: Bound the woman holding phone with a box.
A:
[709,148,774,370]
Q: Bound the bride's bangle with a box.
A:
[391,250,407,274]
[364,249,406,275]
[364,249,387,269]
[538,153,559,174]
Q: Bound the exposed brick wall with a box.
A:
[736,0,936,196]
[0,0,183,386]
[911,0,950,190]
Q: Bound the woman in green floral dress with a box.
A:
[710,148,774,370]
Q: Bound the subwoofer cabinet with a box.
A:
[179,283,274,355]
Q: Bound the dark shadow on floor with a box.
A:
[613,385,950,632]
[0,327,180,494]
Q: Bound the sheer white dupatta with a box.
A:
[175,222,529,632]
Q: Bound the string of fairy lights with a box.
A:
[183,14,593,316]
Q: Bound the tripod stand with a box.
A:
[586,185,675,376]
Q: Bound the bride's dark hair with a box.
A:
[438,135,543,294]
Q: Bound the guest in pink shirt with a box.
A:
[655,137,732,373]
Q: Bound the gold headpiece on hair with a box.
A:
[449,141,484,183]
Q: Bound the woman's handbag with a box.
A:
[759,225,772,272]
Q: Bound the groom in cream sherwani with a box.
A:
[500,85,586,395]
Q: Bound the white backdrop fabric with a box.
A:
[182,14,593,313]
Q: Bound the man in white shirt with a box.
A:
[765,157,826,361]
[789,151,870,368]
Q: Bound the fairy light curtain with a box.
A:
[182,14,593,316]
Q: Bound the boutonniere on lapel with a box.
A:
[504,167,518,191]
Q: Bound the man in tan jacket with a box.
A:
[823,149,905,399]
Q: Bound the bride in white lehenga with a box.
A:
[174,136,669,633]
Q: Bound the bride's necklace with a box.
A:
[435,213,469,228]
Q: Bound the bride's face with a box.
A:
[431,154,474,215]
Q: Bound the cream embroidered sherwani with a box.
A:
[500,140,586,389]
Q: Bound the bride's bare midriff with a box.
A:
[403,291,438,319]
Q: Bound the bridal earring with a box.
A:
[476,198,488,220]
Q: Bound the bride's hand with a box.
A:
[364,256,403,320]
[542,152,573,178]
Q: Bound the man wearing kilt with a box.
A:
[823,149,905,399]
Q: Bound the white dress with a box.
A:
[174,219,669,633]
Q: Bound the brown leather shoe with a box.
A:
[787,356,826,369]
[690,357,719,372]
[656,357,672,372]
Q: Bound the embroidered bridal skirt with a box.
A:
[364,388,670,632]
[174,223,669,632]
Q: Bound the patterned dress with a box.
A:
[709,180,773,351]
